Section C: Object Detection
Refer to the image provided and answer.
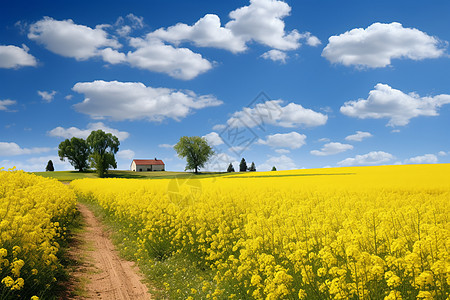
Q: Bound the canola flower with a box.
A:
[0,168,77,299]
[71,164,450,299]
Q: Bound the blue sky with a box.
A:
[1,0,449,172]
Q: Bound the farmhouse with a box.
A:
[131,159,165,172]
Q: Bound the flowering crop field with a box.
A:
[71,164,450,299]
[0,169,77,299]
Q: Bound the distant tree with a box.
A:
[86,130,120,178]
[227,163,235,172]
[239,158,247,172]
[271,166,277,171]
[249,162,256,172]
[58,137,90,172]
[174,136,215,173]
[45,160,54,172]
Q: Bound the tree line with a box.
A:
[57,129,120,177]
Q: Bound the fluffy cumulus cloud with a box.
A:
[48,122,130,141]
[28,17,120,60]
[310,142,353,156]
[203,132,224,146]
[322,22,446,68]
[27,17,212,80]
[257,132,306,149]
[258,154,297,171]
[404,154,438,164]
[0,142,53,156]
[127,38,212,80]
[0,99,17,111]
[147,0,319,52]
[345,131,373,142]
[37,90,57,102]
[340,84,450,126]
[261,49,287,63]
[337,151,394,166]
[227,100,327,129]
[72,80,222,122]
[0,45,37,68]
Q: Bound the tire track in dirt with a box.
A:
[69,203,151,299]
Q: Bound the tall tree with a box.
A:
[58,137,90,172]
[249,162,256,172]
[239,158,247,172]
[86,130,120,178]
[45,160,54,172]
[227,163,235,172]
[271,166,277,171]
[174,136,214,173]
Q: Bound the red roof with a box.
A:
[132,159,165,165]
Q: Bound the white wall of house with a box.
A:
[131,161,165,171]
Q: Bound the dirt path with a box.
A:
[68,203,151,299]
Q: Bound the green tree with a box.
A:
[227,163,235,172]
[271,166,277,171]
[58,137,90,172]
[174,136,214,173]
[249,162,256,172]
[239,158,247,172]
[86,130,120,178]
[45,160,54,172]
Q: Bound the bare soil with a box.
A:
[66,203,151,299]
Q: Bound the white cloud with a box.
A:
[275,149,290,154]
[227,100,327,129]
[65,95,73,100]
[212,124,226,131]
[203,132,224,146]
[337,151,394,166]
[127,38,213,80]
[340,84,450,126]
[100,48,126,64]
[258,154,297,171]
[345,131,373,142]
[28,17,120,61]
[37,90,57,102]
[48,122,130,141]
[438,151,448,156]
[258,132,306,149]
[0,99,16,111]
[404,154,438,164]
[117,149,135,160]
[261,49,287,63]
[322,22,446,68]
[159,144,175,149]
[72,80,222,122]
[0,142,53,156]
[147,0,319,53]
[0,45,37,68]
[148,14,246,53]
[301,32,322,47]
[311,142,353,156]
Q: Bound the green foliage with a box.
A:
[227,163,235,172]
[271,166,277,171]
[173,136,214,173]
[86,130,120,178]
[58,137,90,172]
[249,162,256,172]
[45,160,54,172]
[239,158,247,172]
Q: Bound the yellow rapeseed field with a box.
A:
[0,168,77,299]
[71,164,450,299]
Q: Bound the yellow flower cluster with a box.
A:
[71,164,450,299]
[0,169,76,299]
